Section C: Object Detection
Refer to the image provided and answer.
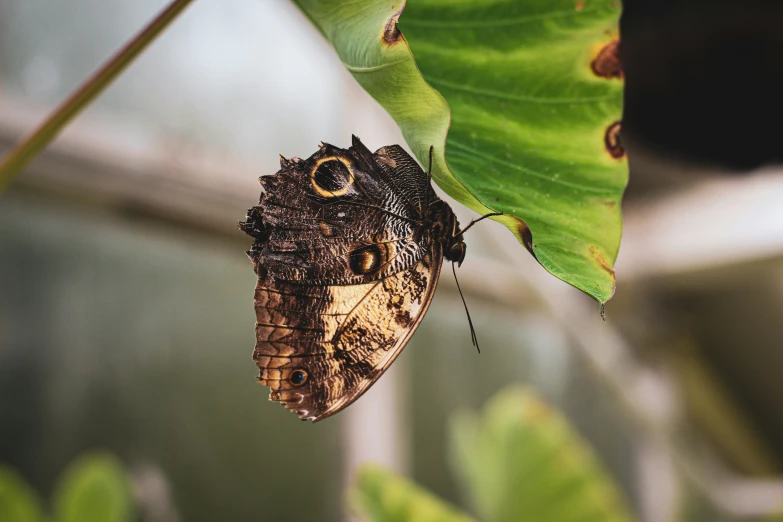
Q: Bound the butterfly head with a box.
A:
[430,201,467,266]
[447,240,467,267]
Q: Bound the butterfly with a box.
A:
[239,136,493,421]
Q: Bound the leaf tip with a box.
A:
[505,216,536,258]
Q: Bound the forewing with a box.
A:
[243,140,430,285]
[254,245,443,421]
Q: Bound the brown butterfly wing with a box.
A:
[249,141,429,286]
[253,245,442,421]
[241,137,444,421]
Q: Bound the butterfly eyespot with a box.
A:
[349,244,382,275]
[311,157,354,197]
[290,369,308,386]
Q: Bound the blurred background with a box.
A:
[1,1,782,521]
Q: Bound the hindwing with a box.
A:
[252,245,442,421]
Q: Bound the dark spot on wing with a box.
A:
[395,310,412,327]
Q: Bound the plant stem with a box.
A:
[0,0,196,192]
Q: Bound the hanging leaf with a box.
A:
[294,0,625,303]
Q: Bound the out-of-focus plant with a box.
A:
[0,451,134,522]
[350,387,635,522]
[0,0,194,191]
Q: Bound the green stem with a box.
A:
[0,0,196,192]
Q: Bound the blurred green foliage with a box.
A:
[351,465,476,522]
[0,451,133,522]
[0,467,43,522]
[351,387,635,522]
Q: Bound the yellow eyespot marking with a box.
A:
[349,244,381,275]
[310,156,355,198]
[348,240,395,276]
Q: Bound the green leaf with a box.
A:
[0,466,43,522]
[52,452,132,522]
[450,387,635,522]
[293,0,625,303]
[350,464,476,522]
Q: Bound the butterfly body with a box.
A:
[239,136,464,421]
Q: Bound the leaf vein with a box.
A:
[401,5,611,29]
[343,59,408,74]
[429,77,614,105]
[448,140,612,194]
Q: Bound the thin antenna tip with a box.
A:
[452,261,482,354]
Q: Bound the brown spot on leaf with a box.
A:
[604,121,625,159]
[514,219,536,258]
[383,5,406,46]
[589,245,615,277]
[591,39,622,79]
[589,245,616,304]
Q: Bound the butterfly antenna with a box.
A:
[452,261,480,353]
[454,212,503,237]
